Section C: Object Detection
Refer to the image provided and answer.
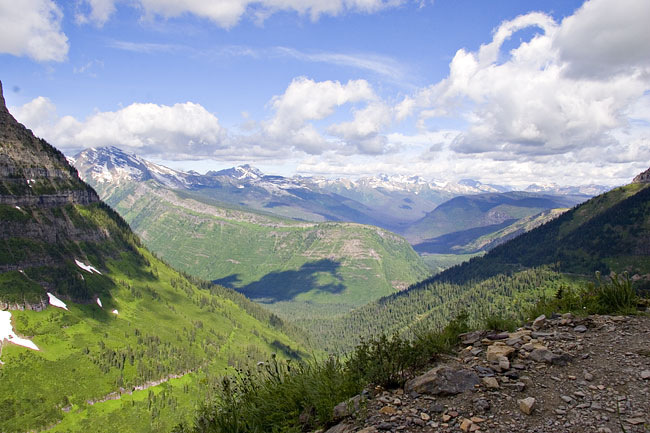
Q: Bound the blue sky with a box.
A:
[1,0,649,187]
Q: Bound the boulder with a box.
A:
[405,366,480,396]
[486,344,515,362]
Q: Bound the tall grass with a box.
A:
[527,272,638,319]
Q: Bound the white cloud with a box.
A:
[78,0,407,29]
[11,98,227,159]
[328,102,393,154]
[275,47,409,82]
[75,0,117,26]
[401,1,650,168]
[0,0,68,62]
[262,77,379,154]
[554,0,650,79]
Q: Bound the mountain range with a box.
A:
[72,147,431,322]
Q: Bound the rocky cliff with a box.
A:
[633,166,650,184]
[0,80,134,307]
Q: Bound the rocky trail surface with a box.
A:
[323,314,650,433]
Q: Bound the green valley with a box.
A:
[80,172,430,322]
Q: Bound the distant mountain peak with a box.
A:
[633,166,650,184]
[211,164,264,180]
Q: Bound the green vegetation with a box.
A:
[420,252,483,274]
[528,272,639,319]
[89,179,430,321]
[300,266,575,352]
[175,313,470,433]
[177,268,643,433]
[0,244,307,433]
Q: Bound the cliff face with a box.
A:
[633,167,650,184]
[0,80,134,307]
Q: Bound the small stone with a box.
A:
[412,417,425,427]
[379,406,398,415]
[532,314,547,330]
[324,423,355,433]
[641,370,650,380]
[441,414,452,422]
[473,398,491,412]
[419,412,430,421]
[377,422,395,431]
[470,416,486,423]
[499,357,510,371]
[482,377,499,389]
[574,325,587,333]
[561,395,573,403]
[625,418,646,425]
[448,410,459,417]
[584,372,594,381]
[487,345,515,362]
[459,418,473,431]
[518,397,536,415]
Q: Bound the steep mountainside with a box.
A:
[405,191,586,243]
[73,147,431,322]
[414,208,568,255]
[0,81,305,433]
[405,191,587,246]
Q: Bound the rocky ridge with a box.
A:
[633,167,650,184]
[324,313,650,433]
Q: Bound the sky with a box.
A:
[1,0,649,188]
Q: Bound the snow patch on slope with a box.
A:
[0,310,40,357]
[75,259,102,274]
[47,293,68,310]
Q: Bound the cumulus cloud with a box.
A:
[0,0,68,62]
[262,77,386,154]
[77,0,406,28]
[75,0,117,26]
[328,102,393,154]
[554,0,650,79]
[401,0,650,166]
[11,98,227,159]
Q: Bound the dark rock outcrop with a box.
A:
[633,166,650,184]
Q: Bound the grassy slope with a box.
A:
[0,238,306,433]
[90,180,430,321]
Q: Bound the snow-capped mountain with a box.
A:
[73,146,604,235]
[73,146,193,189]
[525,183,611,196]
